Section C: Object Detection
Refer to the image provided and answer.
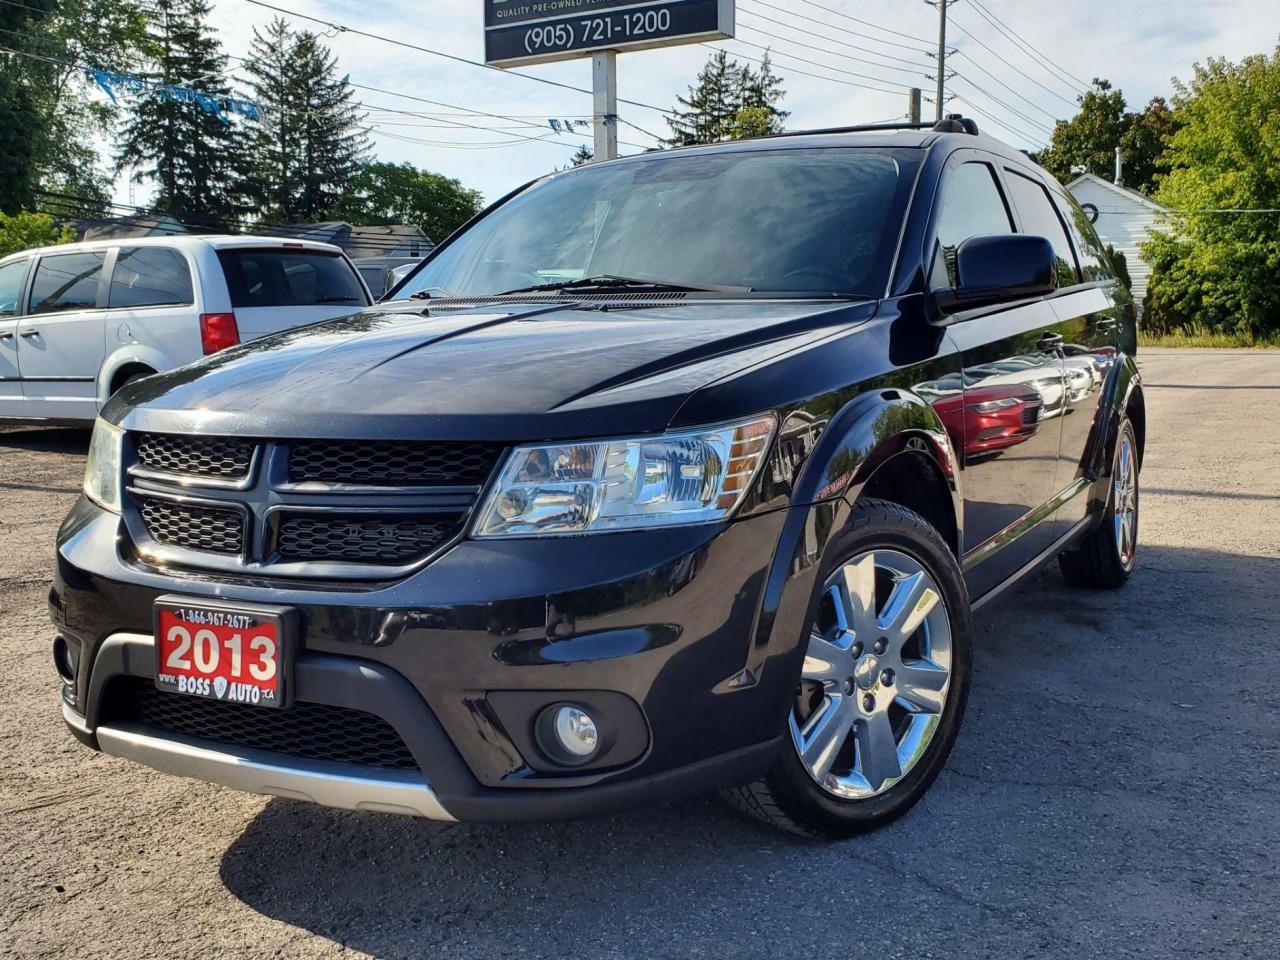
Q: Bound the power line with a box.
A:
[949,95,1045,147]
[947,50,1062,123]
[947,16,1078,108]
[968,0,1089,93]
[738,3,933,69]
[719,38,916,94]
[784,0,935,47]
[949,71,1054,135]
[736,22,929,78]
[238,0,673,117]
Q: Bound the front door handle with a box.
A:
[19,329,39,338]
[1093,317,1118,332]
[1036,332,1063,352]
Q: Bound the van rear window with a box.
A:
[217,249,367,308]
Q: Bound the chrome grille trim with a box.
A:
[121,436,500,580]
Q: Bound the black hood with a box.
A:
[112,299,877,440]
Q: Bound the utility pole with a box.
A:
[592,50,618,162]
[934,0,948,122]
[908,87,922,123]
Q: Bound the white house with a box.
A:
[1066,173,1168,305]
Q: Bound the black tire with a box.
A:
[722,498,972,839]
[1059,418,1139,589]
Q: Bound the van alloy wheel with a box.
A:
[790,549,953,800]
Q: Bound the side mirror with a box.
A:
[929,234,1059,320]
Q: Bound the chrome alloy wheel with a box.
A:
[1114,429,1138,569]
[789,550,953,800]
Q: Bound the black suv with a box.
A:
[53,118,1144,838]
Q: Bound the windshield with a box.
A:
[396,147,918,300]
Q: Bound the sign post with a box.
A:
[483,0,735,161]
[592,50,618,160]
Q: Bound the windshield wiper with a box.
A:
[315,296,362,303]
[496,275,750,296]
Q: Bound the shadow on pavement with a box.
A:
[218,544,1280,958]
[0,426,91,453]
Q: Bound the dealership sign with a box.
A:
[484,0,735,67]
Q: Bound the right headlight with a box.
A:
[474,415,776,538]
[83,418,124,513]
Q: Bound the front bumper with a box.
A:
[54,496,811,821]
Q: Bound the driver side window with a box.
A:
[0,259,28,318]
[931,161,1015,288]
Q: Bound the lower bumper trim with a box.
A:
[95,722,456,821]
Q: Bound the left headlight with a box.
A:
[474,415,776,537]
[83,418,124,513]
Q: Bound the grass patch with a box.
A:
[1139,323,1280,349]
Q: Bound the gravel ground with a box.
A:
[1,347,1277,960]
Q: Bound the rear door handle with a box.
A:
[1094,317,1118,331]
[0,332,13,341]
[1036,332,1063,352]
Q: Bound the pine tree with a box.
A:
[665,50,788,146]
[242,19,370,223]
[115,0,248,224]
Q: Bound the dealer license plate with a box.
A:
[153,598,293,709]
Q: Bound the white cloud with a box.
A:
[111,0,1279,210]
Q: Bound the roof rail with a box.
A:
[764,114,980,139]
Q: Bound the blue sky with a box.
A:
[111,0,1275,209]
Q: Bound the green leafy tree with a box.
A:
[115,0,249,224]
[15,0,149,213]
[0,0,56,213]
[666,50,787,146]
[335,161,482,242]
[1143,45,1280,338]
[242,18,370,223]
[0,211,74,257]
[1039,79,1178,195]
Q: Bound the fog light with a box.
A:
[536,703,599,765]
[53,635,79,684]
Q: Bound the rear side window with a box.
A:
[110,247,194,308]
[28,251,106,314]
[217,250,366,308]
[1052,190,1115,283]
[1003,170,1079,287]
[931,161,1014,287]
[0,259,27,317]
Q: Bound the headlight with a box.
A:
[83,419,124,513]
[474,416,776,537]
[968,397,1021,413]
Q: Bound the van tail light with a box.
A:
[199,313,240,355]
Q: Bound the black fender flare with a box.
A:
[726,389,963,719]
[1081,351,1144,524]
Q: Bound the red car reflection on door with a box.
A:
[933,383,1044,460]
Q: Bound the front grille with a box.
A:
[288,439,501,487]
[137,496,245,555]
[274,513,464,564]
[103,676,418,770]
[136,433,255,480]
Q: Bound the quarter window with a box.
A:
[110,247,194,308]
[28,251,106,315]
[1003,170,1079,287]
[0,259,27,317]
[1053,190,1115,283]
[217,250,367,308]
[931,162,1014,287]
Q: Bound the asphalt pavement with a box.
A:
[1,347,1277,959]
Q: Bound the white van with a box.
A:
[0,235,373,424]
